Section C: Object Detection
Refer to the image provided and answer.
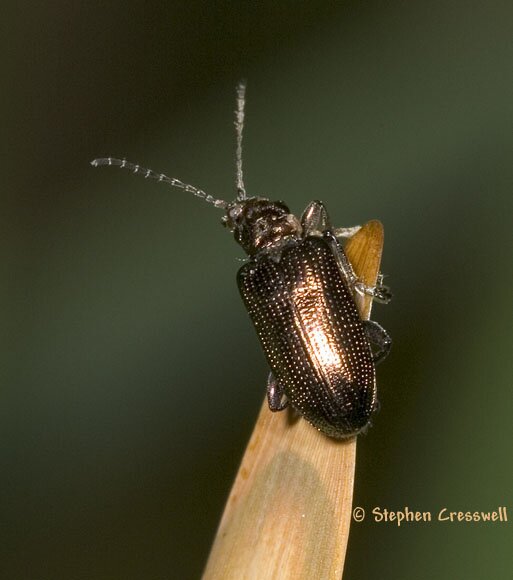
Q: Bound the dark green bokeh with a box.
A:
[4,2,513,579]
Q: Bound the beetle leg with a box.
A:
[323,231,360,285]
[266,372,289,412]
[302,201,361,239]
[324,231,392,304]
[354,275,393,304]
[301,201,333,235]
[363,320,392,364]
[333,225,361,238]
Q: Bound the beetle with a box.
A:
[91,81,392,438]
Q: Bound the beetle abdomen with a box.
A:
[238,236,376,438]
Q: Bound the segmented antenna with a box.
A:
[235,80,247,200]
[90,157,228,209]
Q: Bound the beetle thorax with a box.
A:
[223,198,302,256]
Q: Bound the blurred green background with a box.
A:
[3,1,513,579]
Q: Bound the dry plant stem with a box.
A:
[203,220,385,580]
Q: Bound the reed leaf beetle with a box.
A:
[91,82,392,439]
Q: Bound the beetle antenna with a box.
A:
[90,157,229,209]
[235,80,247,200]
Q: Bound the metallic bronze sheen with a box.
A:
[238,235,376,438]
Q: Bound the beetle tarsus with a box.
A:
[363,320,392,364]
[354,280,393,304]
[267,372,289,412]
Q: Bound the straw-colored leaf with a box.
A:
[203,220,385,579]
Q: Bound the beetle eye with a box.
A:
[271,201,290,215]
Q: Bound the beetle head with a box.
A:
[223,198,301,256]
